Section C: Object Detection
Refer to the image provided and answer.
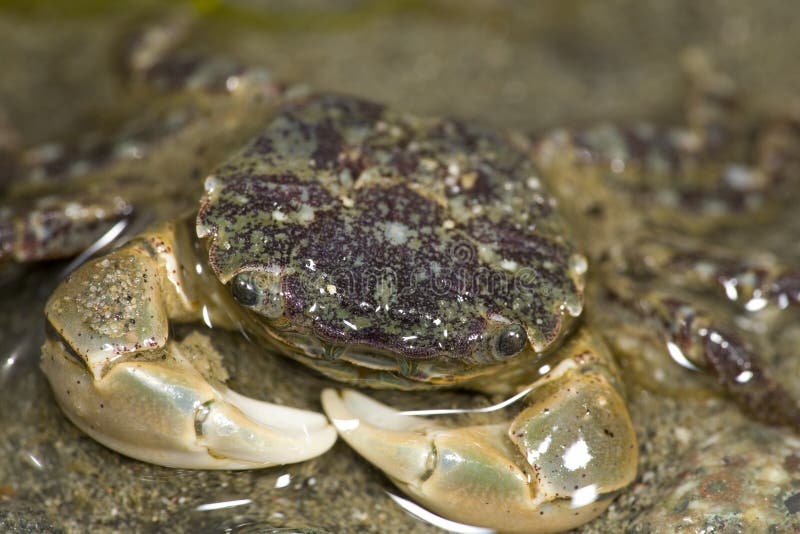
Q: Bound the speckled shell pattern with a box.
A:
[197,94,583,384]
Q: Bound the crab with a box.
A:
[3,28,799,532]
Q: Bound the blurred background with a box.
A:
[3,0,800,142]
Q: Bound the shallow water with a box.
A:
[2,2,800,533]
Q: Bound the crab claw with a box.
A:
[321,344,637,533]
[41,222,336,469]
[42,333,336,469]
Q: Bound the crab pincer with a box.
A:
[322,330,637,533]
[42,221,336,468]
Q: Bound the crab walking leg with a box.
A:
[42,219,336,469]
[321,333,638,533]
[618,238,800,314]
[0,194,132,264]
[627,288,800,429]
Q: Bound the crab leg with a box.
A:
[321,331,637,533]
[533,51,800,239]
[619,286,800,429]
[42,220,336,469]
[0,194,132,264]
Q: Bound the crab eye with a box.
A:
[493,324,528,359]
[230,272,260,306]
[229,271,284,319]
